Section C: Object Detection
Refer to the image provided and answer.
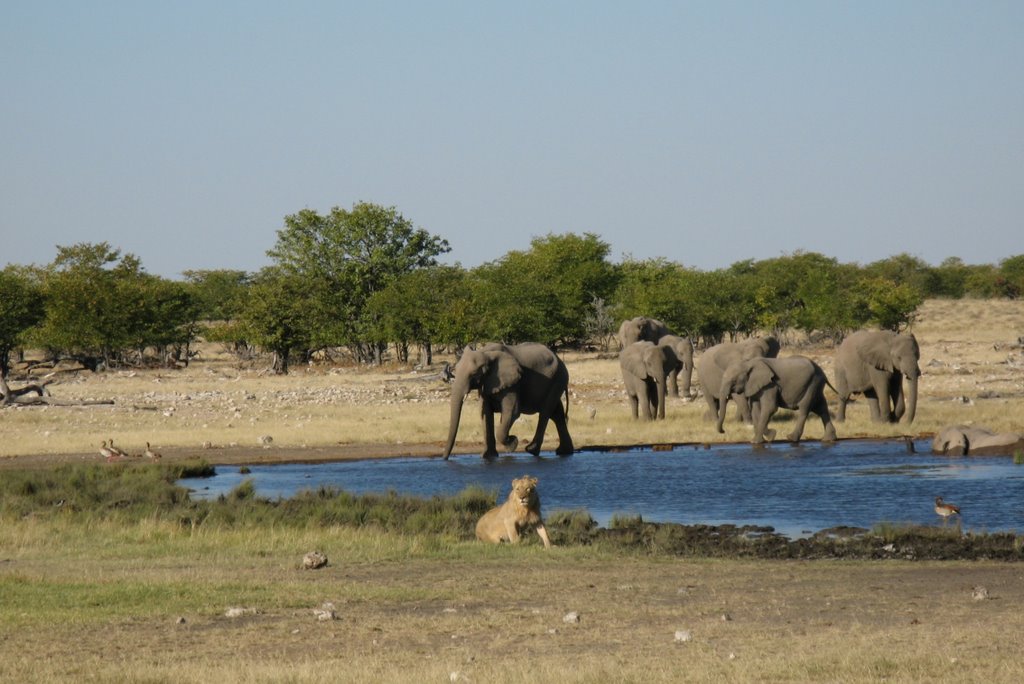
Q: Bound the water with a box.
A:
[178,440,1024,538]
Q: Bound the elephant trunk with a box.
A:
[905,374,918,424]
[443,379,471,459]
[656,375,667,419]
[716,391,730,433]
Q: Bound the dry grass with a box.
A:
[4,298,1022,463]
[3,519,1024,683]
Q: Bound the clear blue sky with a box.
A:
[3,2,1021,278]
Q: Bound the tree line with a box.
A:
[2,201,1023,375]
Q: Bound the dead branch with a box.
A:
[0,376,114,408]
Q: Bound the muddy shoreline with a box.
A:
[0,435,939,470]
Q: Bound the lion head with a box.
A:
[510,476,540,510]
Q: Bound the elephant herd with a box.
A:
[618,316,919,445]
[441,317,923,458]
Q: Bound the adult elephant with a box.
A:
[657,334,695,399]
[696,336,781,422]
[931,425,1024,456]
[442,343,574,459]
[619,341,678,420]
[716,356,837,445]
[617,316,671,350]
[834,330,920,424]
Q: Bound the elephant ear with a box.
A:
[481,350,521,395]
[659,344,679,368]
[744,359,776,395]
[621,343,653,379]
[856,334,895,372]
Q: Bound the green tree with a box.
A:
[0,266,45,377]
[863,253,940,296]
[997,254,1024,298]
[472,233,618,346]
[33,243,143,368]
[236,267,313,374]
[182,269,251,321]
[364,265,470,364]
[861,277,925,331]
[267,202,450,360]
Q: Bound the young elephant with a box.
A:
[717,356,837,444]
[619,341,678,420]
[476,476,551,548]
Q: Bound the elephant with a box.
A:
[442,342,574,459]
[834,330,920,424]
[716,355,837,444]
[695,336,781,422]
[657,334,695,399]
[619,341,679,420]
[931,425,1024,456]
[617,316,671,350]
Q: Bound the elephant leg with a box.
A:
[667,369,680,397]
[786,387,816,443]
[870,376,893,422]
[628,391,640,419]
[813,394,837,442]
[640,382,654,420]
[734,394,752,424]
[525,390,563,456]
[890,373,906,422]
[482,408,499,459]
[754,395,777,444]
[862,388,883,422]
[550,403,575,456]
[702,391,719,422]
[494,394,520,453]
[525,413,547,457]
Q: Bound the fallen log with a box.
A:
[0,376,114,408]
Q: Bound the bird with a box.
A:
[144,442,162,459]
[99,440,120,461]
[107,438,128,458]
[935,496,961,524]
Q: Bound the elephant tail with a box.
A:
[563,384,571,421]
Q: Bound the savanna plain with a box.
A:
[2,299,1024,682]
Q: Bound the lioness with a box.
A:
[476,476,552,548]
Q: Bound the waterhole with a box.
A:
[179,439,1024,538]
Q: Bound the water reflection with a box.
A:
[179,440,1024,538]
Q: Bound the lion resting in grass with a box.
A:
[476,476,552,548]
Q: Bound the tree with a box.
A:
[861,277,924,331]
[182,269,251,321]
[471,233,618,346]
[267,202,450,360]
[997,254,1024,299]
[33,243,143,368]
[0,266,45,377]
[364,265,470,364]
[236,267,313,374]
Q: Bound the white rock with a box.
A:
[224,607,257,618]
[563,611,581,624]
[674,629,693,643]
[303,551,328,569]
